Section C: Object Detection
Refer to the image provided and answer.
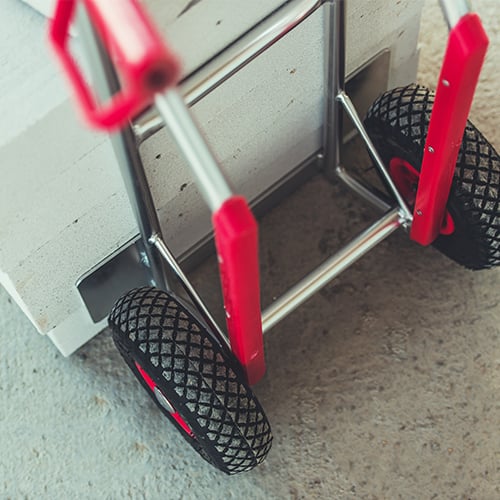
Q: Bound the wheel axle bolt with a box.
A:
[154,386,175,414]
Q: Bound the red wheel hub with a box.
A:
[135,362,194,437]
[389,158,455,236]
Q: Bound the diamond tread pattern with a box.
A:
[365,84,500,269]
[109,287,272,474]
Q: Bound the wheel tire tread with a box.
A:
[109,287,272,474]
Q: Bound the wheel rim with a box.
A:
[389,157,455,235]
[134,361,195,438]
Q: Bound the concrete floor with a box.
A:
[1,1,499,498]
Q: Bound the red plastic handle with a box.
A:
[410,13,488,245]
[213,196,265,386]
[49,0,181,130]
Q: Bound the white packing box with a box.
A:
[1,0,424,354]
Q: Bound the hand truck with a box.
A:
[49,0,499,474]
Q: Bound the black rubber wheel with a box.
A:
[108,287,273,474]
[364,84,500,270]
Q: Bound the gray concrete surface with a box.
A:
[1,1,499,498]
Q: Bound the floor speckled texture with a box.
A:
[1,1,499,498]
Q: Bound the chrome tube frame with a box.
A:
[262,209,403,333]
[77,7,230,348]
[76,7,170,292]
[133,0,325,143]
[323,0,345,179]
[150,233,230,349]
[154,90,234,213]
[335,166,392,213]
[439,0,471,29]
[336,91,413,223]
[257,0,409,332]
[78,0,413,340]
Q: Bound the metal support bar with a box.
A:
[76,7,170,291]
[335,165,392,213]
[261,208,402,333]
[133,0,325,143]
[150,234,229,349]
[154,90,233,212]
[439,0,471,29]
[336,90,413,223]
[323,0,346,176]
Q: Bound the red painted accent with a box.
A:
[390,158,455,236]
[134,362,194,437]
[135,361,156,391]
[49,0,181,130]
[410,13,488,245]
[389,158,420,205]
[212,196,265,386]
[170,411,194,437]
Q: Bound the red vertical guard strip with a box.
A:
[49,0,180,129]
[213,196,265,386]
[410,13,488,245]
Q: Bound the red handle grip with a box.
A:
[49,0,181,130]
[213,196,265,386]
[410,13,488,245]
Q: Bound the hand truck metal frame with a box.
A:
[49,0,491,473]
